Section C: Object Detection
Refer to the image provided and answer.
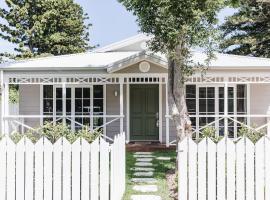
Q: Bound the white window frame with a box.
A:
[40,84,106,133]
[187,83,248,138]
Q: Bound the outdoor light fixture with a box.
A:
[114,90,118,97]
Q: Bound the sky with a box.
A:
[0,0,237,53]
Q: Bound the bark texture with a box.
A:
[168,44,192,142]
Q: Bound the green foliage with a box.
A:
[201,126,221,143]
[9,85,19,104]
[0,0,92,59]
[220,0,270,58]
[6,122,101,144]
[118,0,227,78]
[237,125,265,143]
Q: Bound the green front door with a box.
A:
[130,85,159,141]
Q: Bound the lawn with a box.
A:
[123,150,177,200]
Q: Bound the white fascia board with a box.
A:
[106,51,168,73]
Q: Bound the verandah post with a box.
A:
[120,77,124,134]
[0,70,4,134]
[224,81,228,137]
[62,79,66,125]
[165,77,170,147]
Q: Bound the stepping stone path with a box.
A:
[130,152,161,200]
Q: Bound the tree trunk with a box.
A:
[167,44,192,171]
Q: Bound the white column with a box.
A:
[126,83,130,142]
[103,84,107,138]
[62,80,66,125]
[224,82,228,137]
[4,81,9,135]
[0,70,4,134]
[120,78,124,134]
[165,78,170,147]
[159,82,163,143]
[246,83,251,126]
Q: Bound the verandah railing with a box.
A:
[0,132,126,200]
[178,136,270,200]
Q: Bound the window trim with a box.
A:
[41,84,105,132]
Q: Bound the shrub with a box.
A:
[237,125,265,143]
[201,126,221,143]
[4,122,101,144]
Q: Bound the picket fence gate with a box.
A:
[0,132,126,200]
[178,136,270,200]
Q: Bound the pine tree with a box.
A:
[0,0,92,59]
[220,0,270,58]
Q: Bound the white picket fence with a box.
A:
[0,132,126,200]
[178,136,270,200]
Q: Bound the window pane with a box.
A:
[94,85,103,98]
[75,88,82,98]
[237,85,246,98]
[66,100,71,113]
[83,88,90,98]
[94,99,103,113]
[219,87,224,98]
[199,88,206,98]
[228,87,234,98]
[187,99,196,114]
[186,85,196,98]
[43,100,53,113]
[228,99,234,113]
[199,99,206,113]
[83,100,91,113]
[237,99,246,113]
[207,87,215,98]
[56,100,62,113]
[75,100,82,112]
[66,88,71,98]
[219,99,224,113]
[43,85,53,98]
[207,99,215,113]
[56,88,62,98]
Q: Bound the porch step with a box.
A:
[136,158,153,162]
[133,154,155,158]
[135,162,153,167]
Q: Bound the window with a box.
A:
[42,85,104,130]
[186,84,247,139]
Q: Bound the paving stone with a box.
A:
[134,152,153,155]
[156,156,171,161]
[134,154,155,158]
[131,167,155,172]
[132,185,158,193]
[131,178,157,184]
[131,195,161,200]
[136,158,153,162]
[135,162,153,167]
[134,171,154,177]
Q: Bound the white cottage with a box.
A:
[1,34,270,146]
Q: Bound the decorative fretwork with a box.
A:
[187,76,270,83]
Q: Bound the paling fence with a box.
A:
[0,132,126,200]
[178,136,270,200]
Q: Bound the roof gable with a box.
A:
[96,34,151,52]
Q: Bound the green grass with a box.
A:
[123,151,177,200]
